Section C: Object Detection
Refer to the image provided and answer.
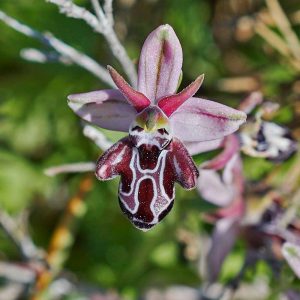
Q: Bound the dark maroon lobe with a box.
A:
[95,137,198,230]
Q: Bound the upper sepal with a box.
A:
[137,24,183,102]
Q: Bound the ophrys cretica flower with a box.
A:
[68,24,246,230]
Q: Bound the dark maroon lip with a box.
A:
[132,220,154,230]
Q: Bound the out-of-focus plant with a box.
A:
[197,92,299,298]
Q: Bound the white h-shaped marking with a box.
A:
[119,148,174,224]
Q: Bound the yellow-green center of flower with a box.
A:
[135,106,169,132]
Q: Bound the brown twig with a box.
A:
[31,175,93,300]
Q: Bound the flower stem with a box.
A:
[30,175,93,300]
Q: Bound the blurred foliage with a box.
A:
[0,0,300,299]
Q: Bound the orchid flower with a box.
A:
[67,24,246,231]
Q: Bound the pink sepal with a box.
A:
[170,97,247,142]
[137,24,183,102]
[107,66,151,112]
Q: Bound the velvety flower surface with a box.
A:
[68,24,246,230]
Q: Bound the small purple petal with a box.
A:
[137,24,183,102]
[207,217,239,282]
[158,74,204,117]
[68,89,136,132]
[107,66,151,112]
[170,97,247,142]
[282,242,300,279]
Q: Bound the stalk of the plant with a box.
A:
[31,175,93,300]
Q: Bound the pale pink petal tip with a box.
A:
[137,24,183,102]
